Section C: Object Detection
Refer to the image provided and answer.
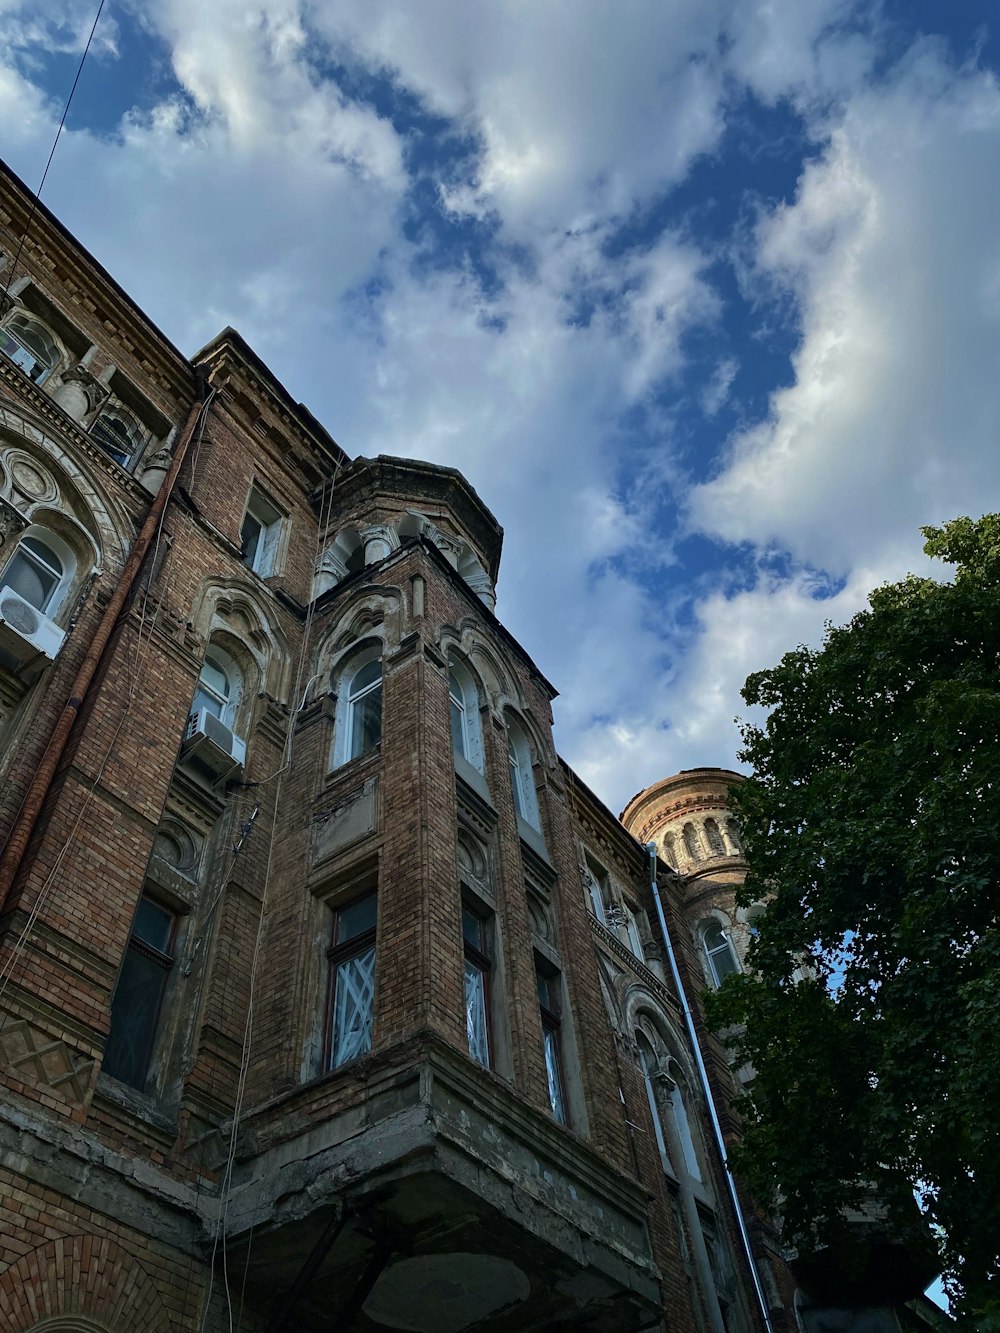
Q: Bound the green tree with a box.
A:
[708,515,1000,1322]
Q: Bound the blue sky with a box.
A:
[3,1,1000,837]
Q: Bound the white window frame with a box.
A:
[0,312,60,383]
[448,656,485,774]
[192,649,236,724]
[505,713,541,832]
[702,920,740,988]
[0,526,76,619]
[240,487,283,576]
[622,901,645,960]
[583,852,610,926]
[333,645,384,768]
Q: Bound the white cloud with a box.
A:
[692,46,1000,579]
[2,2,996,814]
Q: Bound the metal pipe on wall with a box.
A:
[646,843,776,1333]
[0,390,210,908]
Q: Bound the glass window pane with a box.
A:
[201,656,229,700]
[103,946,169,1088]
[350,683,381,758]
[508,739,524,818]
[462,906,484,950]
[450,694,466,759]
[240,512,263,567]
[669,1088,702,1181]
[351,659,381,696]
[330,945,375,1068]
[3,550,56,609]
[133,898,173,953]
[335,892,377,944]
[543,1025,567,1124]
[21,537,62,577]
[465,961,490,1066]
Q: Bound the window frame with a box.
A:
[449,667,469,762]
[702,920,740,988]
[0,526,78,621]
[622,899,645,960]
[346,655,382,761]
[90,400,152,469]
[536,962,568,1124]
[1,534,64,613]
[0,311,60,383]
[505,713,541,832]
[462,901,493,1069]
[102,894,177,1090]
[240,486,283,576]
[325,890,377,1072]
[583,852,611,926]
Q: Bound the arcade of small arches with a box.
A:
[315,509,495,610]
[660,814,742,869]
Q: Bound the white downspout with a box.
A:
[646,843,777,1333]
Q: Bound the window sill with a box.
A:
[94,1071,177,1137]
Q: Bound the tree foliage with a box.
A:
[707,515,1000,1321]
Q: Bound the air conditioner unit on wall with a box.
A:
[0,587,66,667]
[182,707,248,779]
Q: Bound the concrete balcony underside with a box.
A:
[226,1035,661,1331]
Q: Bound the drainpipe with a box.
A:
[0,390,211,909]
[646,844,776,1333]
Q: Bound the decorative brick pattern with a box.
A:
[0,1235,171,1332]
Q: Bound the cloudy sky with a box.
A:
[3,0,999,815]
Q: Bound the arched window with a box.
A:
[702,921,739,987]
[91,402,151,468]
[725,817,743,855]
[192,651,234,723]
[450,669,469,761]
[704,818,726,856]
[636,1027,704,1183]
[636,1032,672,1173]
[0,312,59,383]
[682,822,702,862]
[448,656,484,774]
[346,656,382,760]
[662,832,677,868]
[1,534,63,612]
[505,713,540,832]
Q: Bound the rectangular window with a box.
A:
[536,964,567,1124]
[463,903,492,1067]
[103,895,176,1089]
[326,891,377,1070]
[584,852,610,925]
[623,900,645,960]
[240,487,282,575]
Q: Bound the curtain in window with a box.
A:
[465,961,490,1065]
[542,1025,567,1122]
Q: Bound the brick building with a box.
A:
[0,159,940,1331]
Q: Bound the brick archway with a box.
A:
[0,1235,172,1333]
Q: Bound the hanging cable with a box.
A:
[1,0,107,306]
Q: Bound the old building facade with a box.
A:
[0,160,940,1332]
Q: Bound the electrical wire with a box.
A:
[1,0,107,306]
[198,465,341,1330]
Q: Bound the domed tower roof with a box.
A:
[620,768,746,877]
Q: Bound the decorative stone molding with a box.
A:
[0,493,27,547]
[315,543,349,596]
[138,446,173,496]
[51,362,111,422]
[360,523,400,565]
